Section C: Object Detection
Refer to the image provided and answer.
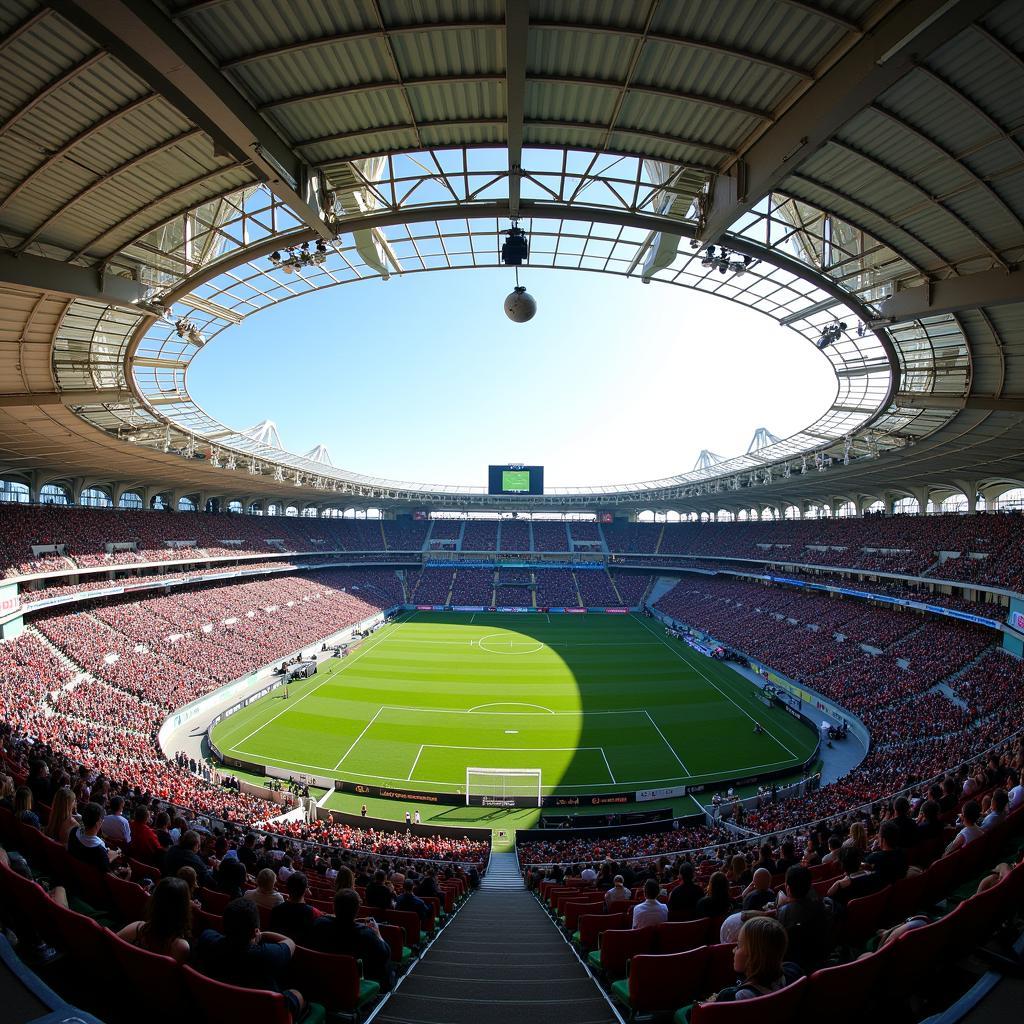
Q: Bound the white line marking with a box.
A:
[419,744,604,752]
[226,615,408,751]
[335,705,386,769]
[467,702,555,714]
[599,747,617,784]
[232,747,795,786]
[380,704,648,717]
[407,743,425,781]
[632,613,799,759]
[644,709,690,775]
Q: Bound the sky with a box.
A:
[188,268,836,489]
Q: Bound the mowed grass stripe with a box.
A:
[212,613,818,793]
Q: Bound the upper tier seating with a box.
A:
[461,520,498,551]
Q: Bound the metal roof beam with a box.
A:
[505,0,528,219]
[699,0,1003,244]
[0,252,146,308]
[48,0,333,241]
[894,392,1024,412]
[879,268,1024,323]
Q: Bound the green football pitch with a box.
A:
[210,612,817,798]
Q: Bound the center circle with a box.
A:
[476,633,546,655]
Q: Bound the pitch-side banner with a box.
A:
[636,785,688,802]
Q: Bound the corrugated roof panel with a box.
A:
[298,127,421,164]
[381,0,505,27]
[531,0,652,33]
[0,14,97,126]
[419,121,505,150]
[173,0,379,64]
[879,70,999,156]
[650,0,844,71]
[0,60,149,193]
[410,79,504,124]
[637,40,796,113]
[268,90,412,147]
[526,81,615,128]
[390,26,504,77]
[227,37,396,107]
[528,24,641,77]
[617,92,756,153]
[838,109,1019,258]
[3,103,198,240]
[927,26,1024,132]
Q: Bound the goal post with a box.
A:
[465,767,543,807]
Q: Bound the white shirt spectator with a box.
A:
[1008,784,1024,811]
[580,867,597,883]
[955,823,984,846]
[981,810,1004,830]
[631,899,668,929]
[100,812,131,846]
[245,887,284,909]
[277,863,294,883]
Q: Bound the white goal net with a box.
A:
[465,767,543,807]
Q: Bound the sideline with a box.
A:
[631,612,800,759]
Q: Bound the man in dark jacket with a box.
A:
[162,830,215,887]
[307,889,392,991]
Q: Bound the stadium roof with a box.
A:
[1,0,1023,514]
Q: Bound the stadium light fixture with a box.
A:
[816,321,848,350]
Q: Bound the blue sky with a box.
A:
[188,268,835,488]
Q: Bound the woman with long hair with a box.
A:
[117,876,192,963]
[44,787,80,845]
[845,821,869,853]
[722,917,793,999]
[695,871,733,918]
[14,786,40,830]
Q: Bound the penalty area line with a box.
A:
[407,744,426,781]
[226,617,403,752]
[644,709,690,776]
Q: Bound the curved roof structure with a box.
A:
[1,0,1023,514]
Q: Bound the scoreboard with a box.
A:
[488,464,544,495]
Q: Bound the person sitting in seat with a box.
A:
[117,876,192,964]
[68,801,120,873]
[667,861,702,921]
[195,898,307,1021]
[701,917,800,1004]
[741,868,775,911]
[945,800,984,855]
[365,869,395,910]
[245,867,285,909]
[631,878,668,929]
[605,874,632,910]
[306,888,392,992]
[695,871,733,919]
[395,878,431,922]
[270,871,321,942]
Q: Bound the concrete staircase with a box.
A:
[481,851,524,890]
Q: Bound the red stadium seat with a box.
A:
[588,926,656,979]
[613,946,711,1014]
[798,946,889,1024]
[291,945,380,1015]
[182,963,297,1024]
[656,918,714,953]
[577,911,626,952]
[107,929,184,1021]
[690,976,808,1023]
[104,873,150,925]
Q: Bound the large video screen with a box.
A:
[488,465,544,495]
